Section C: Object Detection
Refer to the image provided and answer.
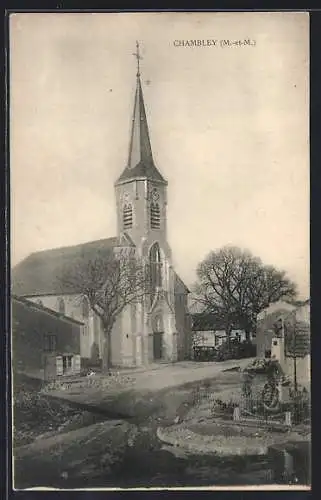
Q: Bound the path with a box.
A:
[44,358,253,419]
[117,358,253,390]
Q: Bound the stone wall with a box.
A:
[25,294,102,362]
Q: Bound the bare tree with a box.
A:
[192,246,297,342]
[59,247,149,372]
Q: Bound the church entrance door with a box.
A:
[152,314,164,361]
[153,332,163,360]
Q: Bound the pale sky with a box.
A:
[10,12,309,298]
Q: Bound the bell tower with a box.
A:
[114,43,178,365]
[114,42,169,256]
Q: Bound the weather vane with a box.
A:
[132,40,143,77]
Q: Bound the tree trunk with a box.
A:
[245,316,257,342]
[102,327,112,373]
[225,323,232,349]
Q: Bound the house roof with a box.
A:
[191,313,242,332]
[115,74,166,186]
[12,237,118,296]
[12,295,85,326]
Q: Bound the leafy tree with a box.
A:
[192,246,297,342]
[59,247,149,372]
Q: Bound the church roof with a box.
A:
[115,48,167,186]
[12,237,118,297]
[174,272,190,294]
[12,235,189,298]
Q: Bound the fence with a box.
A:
[191,377,311,429]
[235,392,311,428]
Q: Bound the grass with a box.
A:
[13,373,108,448]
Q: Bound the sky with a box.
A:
[10,12,309,298]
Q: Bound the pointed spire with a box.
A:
[115,43,167,186]
[127,42,153,169]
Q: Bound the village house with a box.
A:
[191,313,249,349]
[12,295,83,380]
[12,44,192,368]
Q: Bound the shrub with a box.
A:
[211,397,238,417]
[244,357,270,374]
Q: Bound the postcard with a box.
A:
[9,11,310,490]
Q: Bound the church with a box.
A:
[12,43,192,368]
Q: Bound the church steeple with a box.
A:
[115,42,167,186]
[127,42,153,170]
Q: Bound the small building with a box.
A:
[12,294,83,380]
[191,313,247,349]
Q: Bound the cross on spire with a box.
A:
[132,40,142,77]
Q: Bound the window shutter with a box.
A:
[56,356,63,376]
[72,355,81,374]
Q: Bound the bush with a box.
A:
[193,339,256,362]
[216,339,256,361]
[193,346,217,362]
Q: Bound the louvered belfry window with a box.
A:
[123,204,133,229]
[150,202,160,229]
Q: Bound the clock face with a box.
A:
[151,189,159,202]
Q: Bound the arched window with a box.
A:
[150,203,160,229]
[82,296,90,318]
[123,204,133,229]
[149,243,162,304]
[57,297,65,315]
